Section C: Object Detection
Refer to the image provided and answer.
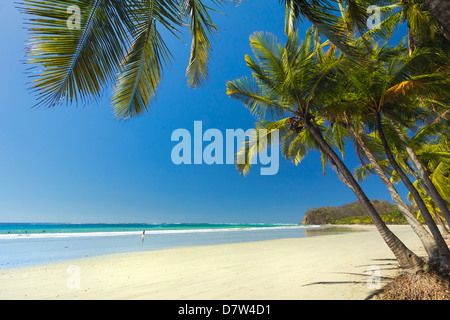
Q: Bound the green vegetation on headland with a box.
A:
[301,200,423,225]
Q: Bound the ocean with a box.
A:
[0,223,343,269]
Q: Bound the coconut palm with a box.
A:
[331,0,450,228]
[283,0,450,59]
[353,119,450,232]
[402,121,450,225]
[226,29,427,271]
[339,119,440,261]
[353,121,450,218]
[404,131,450,239]
[334,39,450,267]
[19,0,225,119]
[388,121,450,223]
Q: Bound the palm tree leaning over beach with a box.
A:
[317,0,450,268]
[354,121,450,240]
[371,55,450,268]
[340,118,440,262]
[226,29,428,272]
[323,41,450,268]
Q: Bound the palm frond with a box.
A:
[360,4,403,43]
[248,31,285,77]
[226,76,292,120]
[112,14,171,119]
[20,0,132,107]
[387,48,448,89]
[235,121,281,176]
[280,0,367,61]
[181,0,223,88]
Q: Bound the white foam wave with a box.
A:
[0,225,319,240]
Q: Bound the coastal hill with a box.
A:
[300,199,412,225]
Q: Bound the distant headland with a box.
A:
[301,200,414,225]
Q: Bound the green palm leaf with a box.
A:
[226,76,292,120]
[280,0,367,61]
[20,0,132,107]
[235,120,281,176]
[112,16,171,119]
[20,0,223,118]
[182,0,224,88]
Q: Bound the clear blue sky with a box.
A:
[0,1,408,223]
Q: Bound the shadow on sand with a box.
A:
[301,258,399,300]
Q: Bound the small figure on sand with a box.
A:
[141,230,145,246]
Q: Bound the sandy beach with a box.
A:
[0,225,427,300]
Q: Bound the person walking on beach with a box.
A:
[141,230,145,247]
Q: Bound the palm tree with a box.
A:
[352,117,450,243]
[336,39,450,267]
[226,29,427,271]
[340,119,440,262]
[19,0,225,119]
[404,123,450,229]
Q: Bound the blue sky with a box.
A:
[0,1,408,223]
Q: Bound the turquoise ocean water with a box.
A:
[0,222,298,235]
[0,223,339,269]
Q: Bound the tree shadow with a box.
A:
[301,280,367,286]
[301,269,395,300]
[299,258,407,299]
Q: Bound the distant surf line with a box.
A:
[0,223,317,239]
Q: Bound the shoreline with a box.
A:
[0,225,325,269]
[0,225,426,300]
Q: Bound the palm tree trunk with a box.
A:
[305,119,427,272]
[421,0,450,41]
[434,208,450,240]
[376,112,450,268]
[346,124,440,262]
[407,24,416,55]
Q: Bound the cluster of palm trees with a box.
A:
[227,1,449,272]
[20,0,449,272]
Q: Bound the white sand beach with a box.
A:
[0,225,427,300]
